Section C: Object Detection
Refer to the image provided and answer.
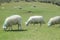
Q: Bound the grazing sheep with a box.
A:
[3,15,22,31]
[48,16,60,27]
[25,16,45,26]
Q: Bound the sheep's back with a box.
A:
[29,16,43,22]
[5,15,21,25]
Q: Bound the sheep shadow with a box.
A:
[4,29,27,32]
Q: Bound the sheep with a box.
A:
[48,16,60,27]
[3,15,22,31]
[25,16,45,26]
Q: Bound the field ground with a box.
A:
[0,1,60,40]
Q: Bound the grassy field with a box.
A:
[0,1,60,40]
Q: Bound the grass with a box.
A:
[0,1,60,40]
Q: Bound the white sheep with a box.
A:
[25,16,45,26]
[3,15,22,31]
[48,16,60,27]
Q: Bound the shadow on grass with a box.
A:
[4,29,27,32]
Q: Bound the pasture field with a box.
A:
[0,1,60,40]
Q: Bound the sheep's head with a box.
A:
[25,22,29,26]
[48,23,52,27]
[48,21,52,27]
[3,23,7,31]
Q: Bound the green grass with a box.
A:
[0,1,60,40]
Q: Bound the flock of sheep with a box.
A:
[3,15,60,31]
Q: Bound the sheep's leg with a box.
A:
[18,24,22,30]
[20,24,22,30]
[40,23,42,27]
